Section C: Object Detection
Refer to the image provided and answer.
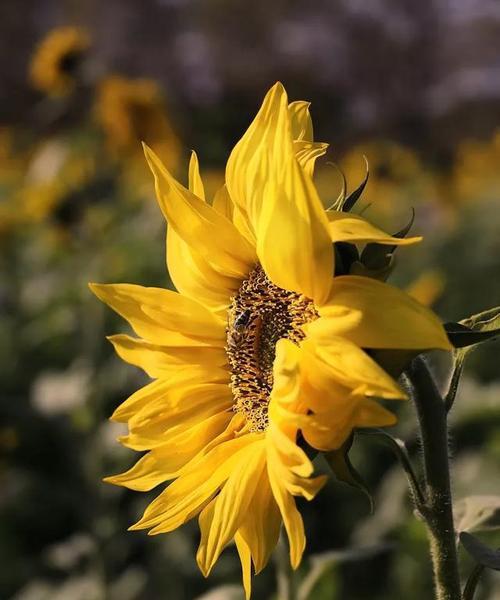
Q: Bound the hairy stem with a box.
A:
[407,357,461,600]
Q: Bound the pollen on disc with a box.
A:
[226,265,318,432]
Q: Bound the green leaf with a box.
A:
[462,306,500,330]
[455,496,500,534]
[445,307,500,411]
[342,156,369,212]
[324,434,374,513]
[460,532,500,571]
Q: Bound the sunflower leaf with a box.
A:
[324,435,374,514]
[459,532,500,571]
[444,309,500,411]
[342,156,369,212]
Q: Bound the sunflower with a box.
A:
[90,83,451,597]
[29,26,91,97]
[94,75,180,172]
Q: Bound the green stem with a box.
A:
[407,358,462,600]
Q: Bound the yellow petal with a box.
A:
[166,226,237,313]
[128,378,230,422]
[294,140,328,177]
[301,336,406,400]
[266,455,306,569]
[327,211,422,246]
[110,365,228,422]
[104,411,233,490]
[107,334,227,378]
[354,398,397,428]
[165,149,239,310]
[90,282,225,343]
[288,100,313,141]
[300,407,357,451]
[267,418,326,499]
[235,532,253,600]
[257,148,333,305]
[236,468,281,573]
[225,82,290,241]
[144,144,255,278]
[188,150,205,200]
[132,434,259,533]
[289,100,327,175]
[122,394,233,451]
[197,441,266,575]
[317,275,452,350]
[212,184,233,219]
[271,338,302,408]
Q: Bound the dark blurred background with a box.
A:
[1,1,499,599]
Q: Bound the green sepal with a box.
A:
[460,532,500,571]
[334,242,360,276]
[341,157,369,212]
[444,321,500,349]
[324,434,374,514]
[360,208,415,272]
[349,255,396,282]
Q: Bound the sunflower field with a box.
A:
[1,3,500,600]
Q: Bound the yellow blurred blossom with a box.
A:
[451,130,500,203]
[406,270,445,307]
[29,26,91,96]
[94,75,181,173]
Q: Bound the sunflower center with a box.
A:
[226,265,319,432]
[59,49,84,75]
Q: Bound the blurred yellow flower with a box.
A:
[91,83,450,597]
[1,140,97,232]
[95,75,180,172]
[29,26,91,96]
[452,130,500,203]
[406,270,445,307]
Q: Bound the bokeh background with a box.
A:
[1,1,500,599]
